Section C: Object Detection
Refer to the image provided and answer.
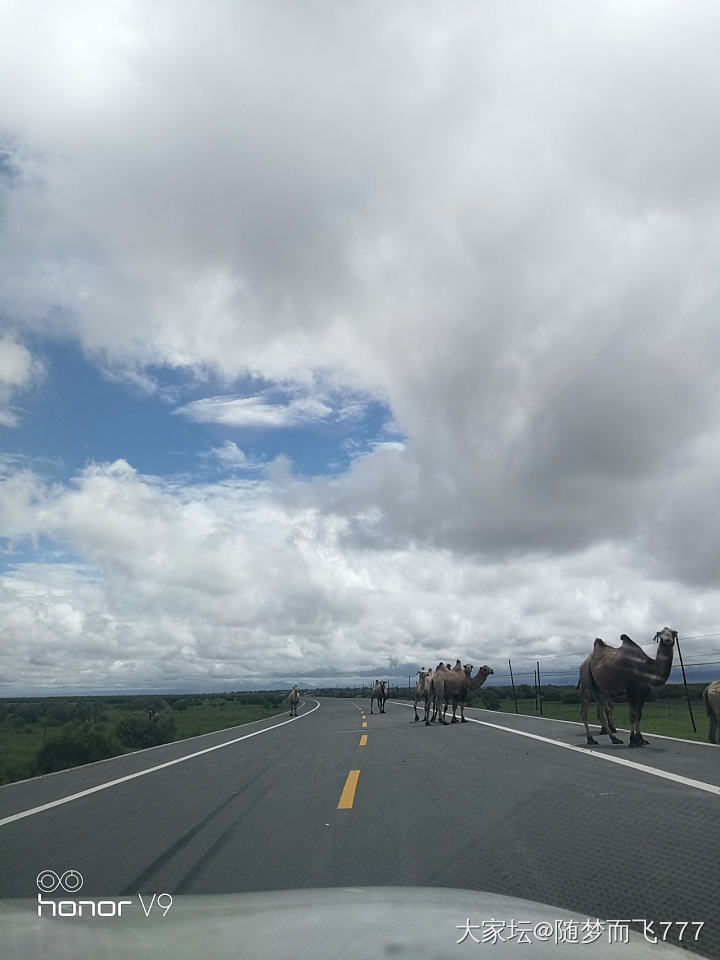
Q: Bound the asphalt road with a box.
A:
[1,698,718,957]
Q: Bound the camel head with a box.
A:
[653,627,678,646]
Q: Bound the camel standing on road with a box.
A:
[289,685,300,717]
[426,662,494,725]
[413,668,433,722]
[370,680,387,714]
[585,627,677,747]
[703,676,720,744]
[578,653,617,744]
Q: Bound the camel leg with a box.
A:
[708,710,718,744]
[627,688,649,746]
[598,695,623,744]
[425,694,433,725]
[627,697,639,747]
[635,689,650,745]
[607,701,617,734]
[459,703,467,723]
[580,698,598,745]
[594,703,610,735]
[705,694,719,744]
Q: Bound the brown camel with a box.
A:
[578,652,617,744]
[586,627,677,747]
[413,668,433,722]
[370,680,387,714]
[426,662,494,726]
[288,685,300,717]
[703,676,720,745]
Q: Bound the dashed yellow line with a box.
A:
[338,770,360,809]
[361,721,367,728]
[359,734,367,746]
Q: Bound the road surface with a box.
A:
[1,698,717,956]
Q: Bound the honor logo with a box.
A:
[36,869,171,918]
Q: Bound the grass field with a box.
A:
[494,697,710,743]
[385,688,712,744]
[0,695,287,787]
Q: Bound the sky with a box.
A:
[1,0,720,695]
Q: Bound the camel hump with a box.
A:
[592,637,607,649]
[620,633,642,650]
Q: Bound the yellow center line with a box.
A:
[359,734,367,746]
[361,721,367,728]
[338,770,360,809]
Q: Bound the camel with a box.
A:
[370,680,387,714]
[288,685,300,717]
[578,652,618,745]
[586,627,678,747]
[413,668,433,722]
[443,664,494,722]
[703,676,720,745]
[425,662,494,726]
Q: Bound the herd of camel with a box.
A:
[287,626,720,746]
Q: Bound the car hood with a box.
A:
[1,886,703,959]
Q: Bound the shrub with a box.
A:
[115,715,176,750]
[562,690,581,704]
[35,722,122,775]
[480,688,502,711]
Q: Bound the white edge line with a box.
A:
[0,701,320,828]
[389,701,720,797]
[467,706,717,747]
[387,700,715,747]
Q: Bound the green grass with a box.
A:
[495,697,710,743]
[0,696,286,787]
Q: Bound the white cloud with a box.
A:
[0,338,43,426]
[209,440,260,471]
[1,4,720,687]
[175,394,332,428]
[0,460,717,693]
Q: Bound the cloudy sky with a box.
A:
[1,0,720,694]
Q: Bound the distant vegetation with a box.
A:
[317,681,709,741]
[1,682,710,786]
[0,691,287,786]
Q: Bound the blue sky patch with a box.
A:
[1,337,402,484]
